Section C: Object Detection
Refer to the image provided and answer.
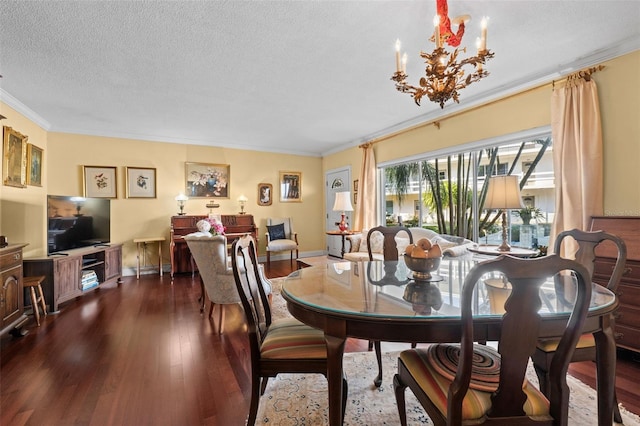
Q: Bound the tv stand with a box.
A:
[23,244,122,313]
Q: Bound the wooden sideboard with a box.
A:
[169,214,258,278]
[590,216,640,353]
[23,244,123,313]
[0,243,29,337]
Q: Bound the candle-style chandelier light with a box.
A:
[391,0,494,108]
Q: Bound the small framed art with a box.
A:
[185,162,230,198]
[3,126,28,188]
[26,143,43,187]
[257,183,273,206]
[83,165,118,198]
[279,171,302,203]
[126,166,157,198]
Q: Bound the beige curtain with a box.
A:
[354,143,376,231]
[550,72,604,254]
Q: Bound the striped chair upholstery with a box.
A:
[261,317,327,359]
[399,347,549,422]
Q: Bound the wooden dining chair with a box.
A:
[231,235,347,426]
[393,254,592,426]
[532,228,627,423]
[366,225,414,387]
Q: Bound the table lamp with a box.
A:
[484,175,524,252]
[238,195,248,214]
[332,191,354,232]
[175,193,188,216]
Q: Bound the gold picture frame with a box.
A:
[185,162,230,198]
[126,166,157,198]
[83,165,118,198]
[27,143,43,186]
[279,171,302,203]
[3,126,28,188]
[257,183,273,206]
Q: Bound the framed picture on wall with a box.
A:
[126,166,157,198]
[257,183,273,206]
[353,179,359,204]
[2,126,28,188]
[26,143,43,186]
[83,165,118,198]
[279,171,302,202]
[185,162,230,198]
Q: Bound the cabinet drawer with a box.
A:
[616,324,640,352]
[616,304,640,328]
[0,250,22,269]
[618,283,640,306]
[594,258,640,285]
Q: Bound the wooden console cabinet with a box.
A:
[170,214,258,277]
[590,216,640,353]
[1,244,29,337]
[23,244,122,313]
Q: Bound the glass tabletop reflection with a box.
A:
[282,257,616,320]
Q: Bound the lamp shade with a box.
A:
[175,193,189,202]
[484,175,524,210]
[333,191,354,212]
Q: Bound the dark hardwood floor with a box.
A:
[2,259,639,425]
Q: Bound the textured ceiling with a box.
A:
[1,1,639,157]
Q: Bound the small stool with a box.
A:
[24,276,47,326]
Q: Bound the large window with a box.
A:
[381,130,554,249]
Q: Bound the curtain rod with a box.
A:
[359,64,605,149]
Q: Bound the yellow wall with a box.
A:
[0,103,49,258]
[1,123,324,269]
[2,50,639,272]
[324,51,640,218]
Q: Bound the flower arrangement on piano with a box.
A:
[196,218,225,236]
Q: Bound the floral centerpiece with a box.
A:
[196,218,225,236]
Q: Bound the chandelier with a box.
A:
[391,0,494,108]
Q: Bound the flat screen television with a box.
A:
[47,195,111,255]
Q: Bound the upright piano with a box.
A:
[169,214,258,278]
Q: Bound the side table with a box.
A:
[326,230,356,259]
[133,237,166,279]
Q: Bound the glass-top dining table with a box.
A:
[281,256,618,426]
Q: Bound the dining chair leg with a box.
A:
[247,374,261,426]
[393,372,408,426]
[218,305,225,334]
[260,377,269,395]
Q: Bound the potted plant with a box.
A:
[514,206,544,225]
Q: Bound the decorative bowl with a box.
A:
[403,254,442,281]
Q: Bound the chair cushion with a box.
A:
[261,318,327,359]
[400,347,549,421]
[267,239,297,251]
[426,343,501,392]
[536,333,595,352]
[267,223,286,241]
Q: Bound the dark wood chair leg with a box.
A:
[393,373,408,426]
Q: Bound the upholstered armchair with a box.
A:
[184,233,272,334]
[265,217,299,266]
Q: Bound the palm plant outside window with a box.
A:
[382,136,554,249]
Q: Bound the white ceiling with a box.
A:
[1,1,639,157]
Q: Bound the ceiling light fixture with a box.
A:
[391,0,494,108]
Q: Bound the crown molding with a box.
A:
[0,89,51,130]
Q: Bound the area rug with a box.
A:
[265,281,640,425]
[256,349,640,425]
